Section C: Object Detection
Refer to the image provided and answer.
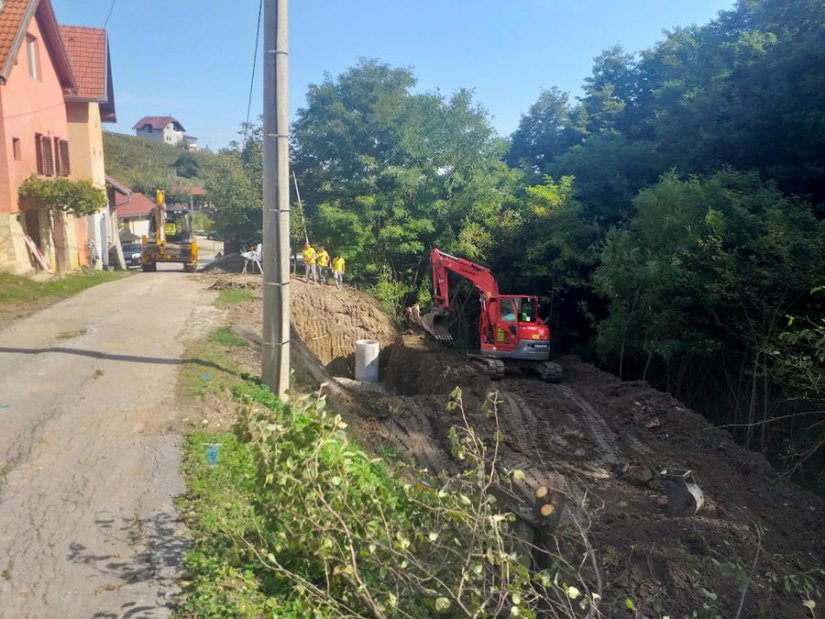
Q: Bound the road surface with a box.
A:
[0,267,217,618]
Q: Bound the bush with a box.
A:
[181,379,600,617]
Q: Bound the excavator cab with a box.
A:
[519,297,537,322]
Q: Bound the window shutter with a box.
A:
[60,140,71,176]
[35,133,44,174]
[54,138,62,176]
[43,136,54,176]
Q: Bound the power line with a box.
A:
[244,0,264,143]
[103,0,117,28]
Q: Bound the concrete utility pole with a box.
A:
[261,0,290,398]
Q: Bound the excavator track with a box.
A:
[468,354,505,380]
[538,361,563,383]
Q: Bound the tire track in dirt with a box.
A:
[551,383,620,465]
[383,396,447,473]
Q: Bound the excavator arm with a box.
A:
[430,248,499,309]
[420,248,500,341]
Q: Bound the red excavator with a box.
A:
[417,248,562,382]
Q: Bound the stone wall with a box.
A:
[0,213,34,276]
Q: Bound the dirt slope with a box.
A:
[213,275,824,618]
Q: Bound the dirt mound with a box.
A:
[290,278,397,376]
[212,274,824,617]
[201,253,251,273]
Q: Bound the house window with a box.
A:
[35,133,54,176]
[54,138,70,176]
[12,138,21,161]
[26,35,39,80]
[59,139,70,176]
[146,125,152,133]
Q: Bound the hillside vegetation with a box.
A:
[204,0,825,488]
[102,131,223,196]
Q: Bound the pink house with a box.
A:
[0,0,76,273]
[0,0,116,274]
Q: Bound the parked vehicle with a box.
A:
[111,242,143,268]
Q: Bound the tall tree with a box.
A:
[291,59,512,299]
[594,170,825,436]
[505,87,584,176]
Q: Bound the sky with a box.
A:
[51,0,737,151]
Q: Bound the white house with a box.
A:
[132,115,196,149]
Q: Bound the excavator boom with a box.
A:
[430,248,499,309]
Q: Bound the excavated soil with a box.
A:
[196,274,825,618]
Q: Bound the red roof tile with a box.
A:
[115,192,156,218]
[0,0,31,78]
[0,0,75,87]
[60,25,105,99]
[174,184,206,196]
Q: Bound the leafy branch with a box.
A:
[18,175,106,217]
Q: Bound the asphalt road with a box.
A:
[0,266,216,618]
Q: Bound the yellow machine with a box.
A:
[141,190,198,272]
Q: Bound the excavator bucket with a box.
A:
[660,469,704,517]
[419,309,453,342]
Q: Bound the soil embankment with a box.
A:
[213,274,824,618]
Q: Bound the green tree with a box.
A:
[594,170,825,441]
[205,150,262,253]
[173,151,201,178]
[505,87,584,176]
[291,59,512,302]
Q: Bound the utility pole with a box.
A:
[261,0,290,398]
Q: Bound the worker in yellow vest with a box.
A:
[331,253,345,289]
[316,244,331,285]
[302,242,317,284]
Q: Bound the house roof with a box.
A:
[174,184,205,196]
[106,175,131,197]
[132,116,185,132]
[114,191,155,219]
[0,0,76,88]
[60,24,116,122]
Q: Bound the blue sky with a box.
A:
[51,0,736,151]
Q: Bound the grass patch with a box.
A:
[178,430,275,617]
[215,288,256,306]
[207,327,250,349]
[179,330,252,400]
[0,271,125,305]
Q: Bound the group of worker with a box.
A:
[301,242,346,288]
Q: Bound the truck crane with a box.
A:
[419,248,562,382]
